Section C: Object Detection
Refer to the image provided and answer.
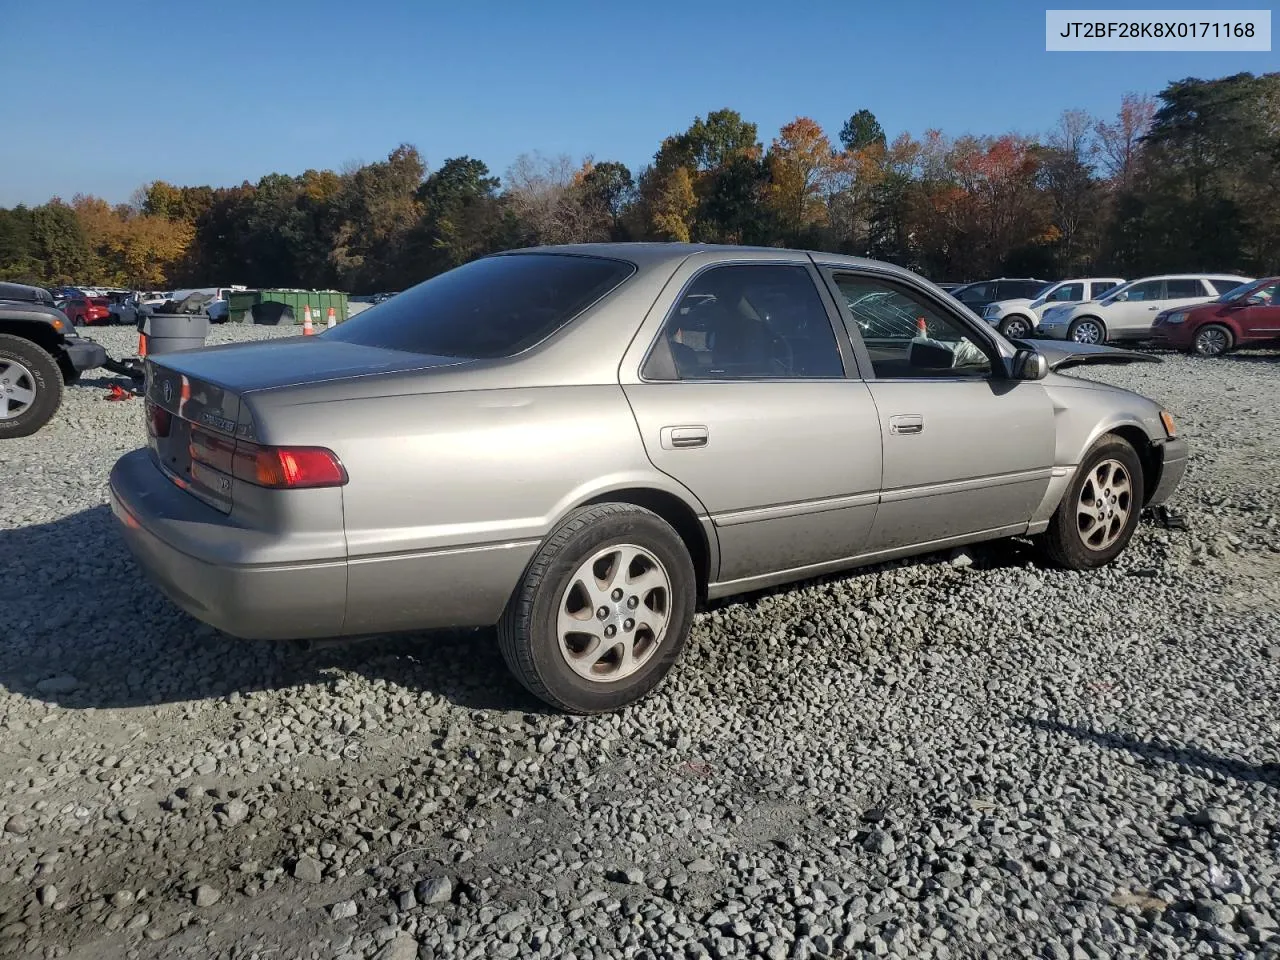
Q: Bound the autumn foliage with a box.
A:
[0,72,1275,291]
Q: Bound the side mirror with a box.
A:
[1245,295,1266,306]
[1013,348,1048,381]
[1112,291,1128,302]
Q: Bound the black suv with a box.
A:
[949,278,1050,316]
[0,281,107,437]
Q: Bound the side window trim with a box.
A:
[816,265,1009,383]
[638,260,856,383]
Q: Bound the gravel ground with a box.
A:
[2,325,1278,960]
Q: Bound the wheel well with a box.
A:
[0,320,62,356]
[1198,321,1236,340]
[1072,315,1105,331]
[1107,426,1160,505]
[580,487,711,605]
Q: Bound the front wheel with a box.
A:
[1193,324,1233,357]
[999,315,1032,339]
[1068,317,1106,344]
[498,503,696,714]
[1037,436,1143,570]
[0,334,64,439]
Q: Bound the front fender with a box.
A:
[1027,380,1170,527]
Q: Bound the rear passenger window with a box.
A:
[649,265,844,380]
[1166,279,1205,298]
[1209,278,1244,295]
[1005,281,1049,300]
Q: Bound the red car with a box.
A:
[1152,277,1280,356]
[58,296,112,326]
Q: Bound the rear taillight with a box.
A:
[146,399,172,438]
[189,427,348,489]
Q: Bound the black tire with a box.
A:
[1067,316,1106,345]
[999,315,1032,339]
[498,503,697,714]
[1193,323,1234,357]
[0,334,64,439]
[1037,435,1144,570]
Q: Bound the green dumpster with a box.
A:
[232,289,351,326]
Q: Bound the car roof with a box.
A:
[497,242,935,285]
[1130,273,1251,281]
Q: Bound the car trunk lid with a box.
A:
[145,338,470,513]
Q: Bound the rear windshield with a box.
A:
[323,253,636,358]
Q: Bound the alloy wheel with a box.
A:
[1071,320,1103,344]
[1195,326,1230,357]
[557,544,671,682]
[1077,458,1132,551]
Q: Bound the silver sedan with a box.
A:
[109,244,1188,713]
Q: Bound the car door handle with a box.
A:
[889,415,924,435]
[1148,305,1160,310]
[660,425,709,449]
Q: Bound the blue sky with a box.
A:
[0,0,1273,206]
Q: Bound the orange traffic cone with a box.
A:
[303,305,314,336]
[326,307,336,329]
[137,332,148,357]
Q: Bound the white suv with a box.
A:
[1038,274,1254,343]
[982,277,1125,339]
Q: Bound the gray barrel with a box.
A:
[143,314,211,356]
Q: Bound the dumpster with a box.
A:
[142,313,210,356]
[229,289,350,325]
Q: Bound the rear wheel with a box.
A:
[0,335,64,439]
[1068,317,1105,344]
[999,315,1032,339]
[498,503,696,714]
[1193,324,1233,357]
[1037,436,1143,570]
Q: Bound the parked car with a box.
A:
[0,282,59,306]
[1151,277,1280,356]
[0,282,107,437]
[110,244,1187,714]
[1038,274,1254,344]
[949,278,1050,316]
[60,295,112,326]
[983,277,1125,339]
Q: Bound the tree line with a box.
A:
[0,71,1275,294]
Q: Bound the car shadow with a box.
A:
[0,505,543,714]
[1023,717,1279,787]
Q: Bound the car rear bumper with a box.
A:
[1147,437,1189,507]
[108,448,538,641]
[63,336,107,372]
[109,449,347,640]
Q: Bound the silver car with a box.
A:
[109,244,1188,714]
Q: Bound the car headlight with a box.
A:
[1165,312,1186,324]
